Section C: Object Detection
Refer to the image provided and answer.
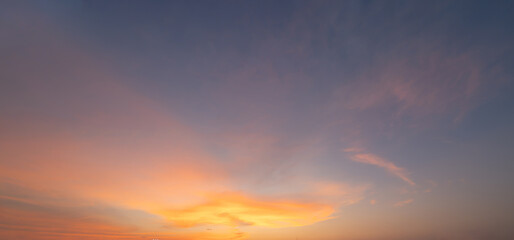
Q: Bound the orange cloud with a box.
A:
[348,152,415,186]
[160,192,335,228]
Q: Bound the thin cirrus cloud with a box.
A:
[345,148,415,186]
[334,46,487,117]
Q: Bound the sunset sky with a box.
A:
[1,1,514,240]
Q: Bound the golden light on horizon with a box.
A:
[160,192,335,228]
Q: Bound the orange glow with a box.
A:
[160,192,335,228]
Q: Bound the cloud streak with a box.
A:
[346,150,415,186]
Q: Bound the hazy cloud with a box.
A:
[394,198,414,207]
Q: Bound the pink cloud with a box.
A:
[349,152,415,186]
[328,40,498,128]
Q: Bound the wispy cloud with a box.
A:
[346,149,415,186]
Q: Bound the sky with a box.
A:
[1,0,514,239]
